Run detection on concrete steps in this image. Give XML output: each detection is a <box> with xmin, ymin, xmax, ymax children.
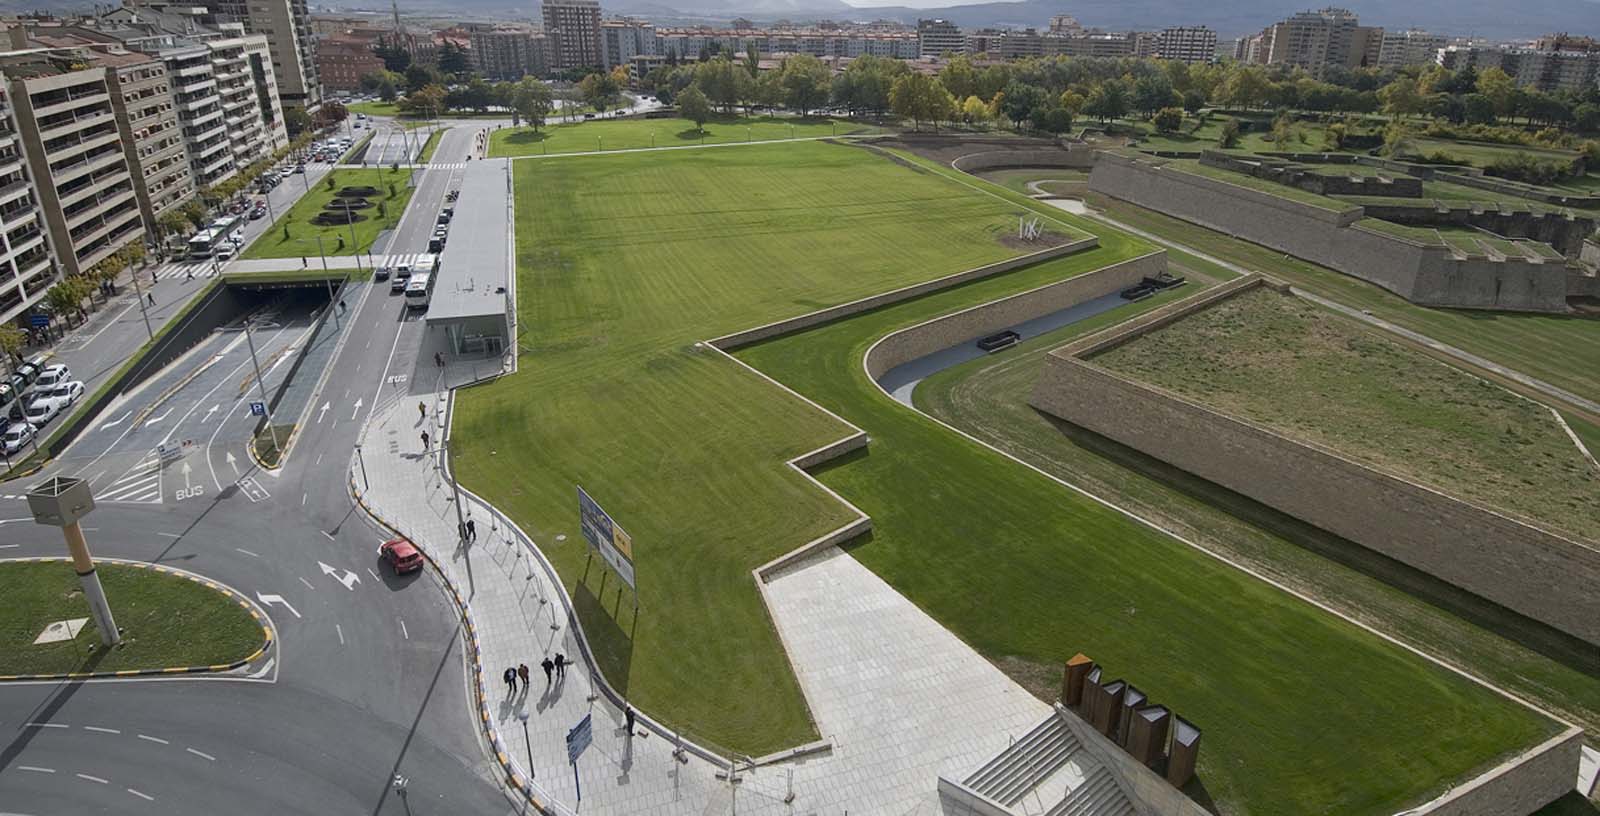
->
<box><xmin>1046</xmin><ymin>766</ymin><xmax>1136</xmax><ymax>816</ymax></box>
<box><xmin>964</xmin><ymin>714</ymin><xmax>1082</xmax><ymax>806</ymax></box>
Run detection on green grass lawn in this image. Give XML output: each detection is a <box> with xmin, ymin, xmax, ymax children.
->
<box><xmin>1093</xmin><ymin>286</ymin><xmax>1600</xmax><ymax>543</ymax></box>
<box><xmin>348</xmin><ymin>101</ymin><xmax>400</xmax><ymax>117</ymax></box>
<box><xmin>1406</xmin><ymin>137</ymin><xmax>1578</xmax><ymax>169</ymax></box>
<box><xmin>1166</xmin><ymin>158</ymin><xmax>1356</xmax><ymax>211</ymax></box>
<box><xmin>451</xmin><ymin>140</ymin><xmax>1046</xmax><ymax>755</ymax></box>
<box><xmin>418</xmin><ymin>129</ymin><xmax>443</xmax><ymax>163</ymax></box>
<box><xmin>1084</xmin><ymin>191</ymin><xmax>1600</xmax><ymax>408</ymax></box>
<box><xmin>242</xmin><ymin>168</ymin><xmax>415</xmax><ymax>259</ymax></box>
<box><xmin>1358</xmin><ymin>217</ymin><xmax>1445</xmax><ymax>244</ymax></box>
<box><xmin>0</xmin><ymin>561</ymin><xmax>263</xmax><ymax>675</ymax></box>
<box><xmin>734</xmin><ymin>239</ymin><xmax>1555</xmax><ymax>816</ymax></box>
<box><xmin>973</xmin><ymin>168</ymin><xmax>1089</xmax><ymax>196</ymax></box>
<box><xmin>486</xmin><ymin>114</ymin><xmax>878</xmax><ymax>158</ymax></box>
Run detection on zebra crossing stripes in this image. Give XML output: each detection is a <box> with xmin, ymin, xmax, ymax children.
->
<box><xmin>428</xmin><ymin>162</ymin><xmax>468</xmax><ymax>169</ymax></box>
<box><xmin>97</xmin><ymin>452</ymin><xmax>163</xmax><ymax>504</ymax></box>
<box><xmin>152</xmin><ymin>261</ymin><xmax>222</xmax><ymax>281</ymax></box>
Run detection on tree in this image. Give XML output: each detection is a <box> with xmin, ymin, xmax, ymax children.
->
<box><xmin>693</xmin><ymin>59</ymin><xmax>739</xmax><ymax>112</ymax></box>
<box><xmin>960</xmin><ymin>95</ymin><xmax>991</xmax><ymax>127</ymax></box>
<box><xmin>999</xmin><ymin>81</ymin><xmax>1045</xmax><ymax>129</ymax></box>
<box><xmin>1132</xmin><ymin>74</ymin><xmax>1177</xmax><ymax>118</ymax></box>
<box><xmin>283</xmin><ymin>107</ymin><xmax>311</xmax><ymax>138</ymax></box>
<box><xmin>940</xmin><ymin>54</ymin><xmax>978</xmax><ymax>101</ymax></box>
<box><xmin>404</xmin><ymin>63</ymin><xmax>442</xmax><ymax>94</ymax></box>
<box><xmin>158</xmin><ymin>210</ymin><xmax>190</xmax><ymax>241</ymax></box>
<box><xmin>1377</xmin><ymin>76</ymin><xmax>1422</xmax><ymax>121</ymax></box>
<box><xmin>1574</xmin><ymin>102</ymin><xmax>1600</xmax><ymax>133</ymax></box>
<box><xmin>1082</xmin><ymin>80</ymin><xmax>1129</xmax><ymax>123</ymax></box>
<box><xmin>1476</xmin><ymin>67</ymin><xmax>1516</xmax><ymax>120</ymax></box>
<box><xmin>1462</xmin><ymin>92</ymin><xmax>1496</xmax><ymax>125</ymax></box>
<box><xmin>677</xmin><ymin>85</ymin><xmax>712</xmax><ymax>133</ymax></box>
<box><xmin>1032</xmin><ymin>106</ymin><xmax>1073</xmax><ymax>135</ymax></box>
<box><xmin>743</xmin><ymin>44</ymin><xmax>760</xmax><ymax>78</ymax></box>
<box><xmin>315</xmin><ymin>100</ymin><xmax>348</xmax><ymax>128</ymax></box>
<box><xmin>1152</xmin><ymin>106</ymin><xmax>1183</xmax><ymax>133</ymax></box>
<box><xmin>779</xmin><ymin>55</ymin><xmax>831</xmax><ymax>116</ymax></box>
<box><xmin>461</xmin><ymin>77</ymin><xmax>494</xmax><ymax>113</ymax></box>
<box><xmin>833</xmin><ymin>54</ymin><xmax>904</xmax><ymax>118</ymax></box>
<box><xmin>512</xmin><ymin>77</ymin><xmax>553</xmax><ymax>131</ymax></box>
<box><xmin>0</xmin><ymin>325</ymin><xmax>24</xmax><ymax>371</ymax></box>
<box><xmin>1219</xmin><ymin>65</ymin><xmax>1269</xmax><ymax>109</ymax></box>
<box><xmin>1323</xmin><ymin>122</ymin><xmax>1347</xmax><ymax>150</ymax></box>
<box><xmin>578</xmin><ymin>71</ymin><xmax>622</xmax><ymax>114</ymax></box>
<box><xmin>400</xmin><ymin>84</ymin><xmax>446</xmax><ymax>118</ymax></box>
<box><xmin>889</xmin><ymin>73</ymin><xmax>954</xmax><ymax>131</ymax></box>
<box><xmin>436</xmin><ymin>42</ymin><xmax>471</xmax><ymax>77</ymax></box>
<box><xmin>181</xmin><ymin>199</ymin><xmax>208</xmax><ymax>231</ymax></box>
<box><xmin>373</xmin><ymin>37</ymin><xmax>411</xmax><ymax>73</ymax></box>
<box><xmin>1218</xmin><ymin>118</ymin><xmax>1241</xmax><ymax>148</ymax></box>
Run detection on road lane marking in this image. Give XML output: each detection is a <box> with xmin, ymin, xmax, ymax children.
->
<box><xmin>320</xmin><ymin>530</ymin><xmax>335</xmax><ymax>541</ymax></box>
<box><xmin>366</xmin><ymin>567</ymin><xmax>380</xmax><ymax>581</ymax></box>
<box><xmin>137</xmin><ymin>734</ymin><xmax>169</xmax><ymax>744</ymax></box>
<box><xmin>99</xmin><ymin>411</ymin><xmax>131</xmax><ymax>430</ymax></box>
<box><xmin>246</xmin><ymin>657</ymin><xmax>275</xmax><ymax>679</ymax></box>
<box><xmin>302</xmin><ymin>493</ymin><xmax>307</xmax><ymax>506</ymax></box>
<box><xmin>235</xmin><ymin>548</ymin><xmax>260</xmax><ymax>558</ymax></box>
<box><xmin>335</xmin><ymin>624</ymin><xmax>345</xmax><ymax>645</ymax></box>
<box><xmin>144</xmin><ymin>407</ymin><xmax>173</xmax><ymax>425</ymax></box>
<box><xmin>19</xmin><ymin>766</ymin><xmax>55</xmax><ymax>773</ymax></box>
<box><xmin>400</xmin><ymin>620</ymin><xmax>409</xmax><ymax>640</ymax></box>
<box><xmin>298</xmin><ymin>576</ymin><xmax>314</xmax><ymax>590</ymax></box>
<box><xmin>186</xmin><ymin>747</ymin><xmax>215</xmax><ymax>761</ymax></box>
<box><xmin>76</xmin><ymin>773</ymin><xmax>109</xmax><ymax>784</ymax></box>
<box><xmin>24</xmin><ymin>722</ymin><xmax>67</xmax><ymax>728</ymax></box>
<box><xmin>128</xmin><ymin>788</ymin><xmax>154</xmax><ymax>801</ymax></box>
<box><xmin>315</xmin><ymin>452</ymin><xmax>323</xmax><ymax>466</ymax></box>
<box><xmin>256</xmin><ymin>593</ymin><xmax>301</xmax><ymax>618</ymax></box>
<box><xmin>157</xmin><ymin>532</ymin><xmax>182</xmax><ymax>539</ymax></box>
<box><xmin>0</xmin><ymin>544</ymin><xmax>18</xmax><ymax>549</ymax></box>
<box><xmin>83</xmin><ymin>726</ymin><xmax>120</xmax><ymax>734</ymax></box>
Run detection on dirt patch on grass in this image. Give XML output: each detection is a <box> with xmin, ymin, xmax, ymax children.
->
<box><xmin>1093</xmin><ymin>287</ymin><xmax>1600</xmax><ymax>544</ymax></box>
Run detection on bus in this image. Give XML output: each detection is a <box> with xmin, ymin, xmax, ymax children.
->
<box><xmin>412</xmin><ymin>253</ymin><xmax>437</xmax><ymax>278</ymax></box>
<box><xmin>187</xmin><ymin>215</ymin><xmax>245</xmax><ymax>260</ymax></box>
<box><xmin>403</xmin><ymin>272</ymin><xmax>434</xmax><ymax>310</ymax></box>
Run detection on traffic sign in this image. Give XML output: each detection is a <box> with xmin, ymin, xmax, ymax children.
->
<box><xmin>29</xmin><ymin>314</ymin><xmax>49</xmax><ymax>327</ymax></box>
<box><xmin>566</xmin><ymin>713</ymin><xmax>592</xmax><ymax>764</ymax></box>
<box><xmin>249</xmin><ymin>401</ymin><xmax>267</xmax><ymax>416</ymax></box>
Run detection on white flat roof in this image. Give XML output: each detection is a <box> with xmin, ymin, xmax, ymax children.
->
<box><xmin>426</xmin><ymin>159</ymin><xmax>512</xmax><ymax>324</ymax></box>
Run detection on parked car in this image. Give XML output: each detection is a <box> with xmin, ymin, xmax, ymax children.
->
<box><xmin>446</xmin><ymin>190</ymin><xmax>459</xmax><ymax>201</ymax></box>
<box><xmin>373</xmin><ymin>265</ymin><xmax>390</xmax><ymax>281</ymax></box>
<box><xmin>427</xmin><ymin>238</ymin><xmax>444</xmax><ymax>253</ymax></box>
<box><xmin>379</xmin><ymin>538</ymin><xmax>423</xmax><ymax>574</ymax></box>
<box><xmin>214</xmin><ymin>244</ymin><xmax>235</xmax><ymax>262</ymax></box>
<box><xmin>292</xmin><ymin>164</ymin><xmax>305</xmax><ymax>174</ymax></box>
<box><xmin>35</xmin><ymin>380</ymin><xmax>83</xmax><ymax>410</ymax></box>
<box><xmin>2</xmin><ymin>421</ymin><xmax>36</xmax><ymax>455</ymax></box>
<box><xmin>23</xmin><ymin>397</ymin><xmax>61</xmax><ymax>427</ymax></box>
<box><xmin>32</xmin><ymin>363</ymin><xmax>70</xmax><ymax>391</ymax></box>
<box><xmin>436</xmin><ymin>212</ymin><xmax>450</xmax><ymax>225</ymax></box>
<box><xmin>250</xmin><ymin>205</ymin><xmax>267</xmax><ymax>220</ymax></box>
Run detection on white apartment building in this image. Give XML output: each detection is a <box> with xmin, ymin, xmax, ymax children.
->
<box><xmin>0</xmin><ymin>81</ymin><xmax>54</xmax><ymax>326</ymax></box>
<box><xmin>1439</xmin><ymin>44</ymin><xmax>1600</xmax><ymax>93</ymax></box>
<box><xmin>601</xmin><ymin>19</ymin><xmax>656</xmax><ymax>69</ymax></box>
<box><xmin>1157</xmin><ymin>26</ymin><xmax>1218</xmax><ymax>64</ymax></box>
<box><xmin>917</xmin><ymin>19</ymin><xmax>965</xmax><ymax>58</ymax></box>
<box><xmin>1378</xmin><ymin>29</ymin><xmax>1447</xmax><ymax>69</ymax></box>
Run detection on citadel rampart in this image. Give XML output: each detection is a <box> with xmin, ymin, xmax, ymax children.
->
<box><xmin>1087</xmin><ymin>151</ymin><xmax>1574</xmax><ymax>312</ymax></box>
<box><xmin>1028</xmin><ymin>276</ymin><xmax>1600</xmax><ymax>647</ymax></box>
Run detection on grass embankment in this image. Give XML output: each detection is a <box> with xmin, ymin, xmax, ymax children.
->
<box><xmin>347</xmin><ymin>101</ymin><xmax>400</xmax><ymax>117</ymax></box>
<box><xmin>735</xmin><ymin>241</ymin><xmax>1555</xmax><ymax>814</ymax></box>
<box><xmin>418</xmin><ymin>129</ymin><xmax>444</xmax><ymax>163</ymax></box>
<box><xmin>1094</xmin><ymin>286</ymin><xmax>1600</xmax><ymax>543</ymax></box>
<box><xmin>487</xmin><ymin>114</ymin><xmax>878</xmax><ymax>158</ymax></box>
<box><xmin>452</xmin><ymin>141</ymin><xmax>1043</xmax><ymax>755</ymax></box>
<box><xmin>1083</xmin><ymin>191</ymin><xmax>1600</xmax><ymax>408</ymax></box>
<box><xmin>242</xmin><ymin>168</ymin><xmax>414</xmax><ymax>260</ymax></box>
<box><xmin>974</xmin><ymin>168</ymin><xmax>1089</xmax><ymax>196</ymax></box>
<box><xmin>1405</xmin><ymin>137</ymin><xmax>1579</xmax><ymax>169</ymax></box>
<box><xmin>0</xmin><ymin>561</ymin><xmax>262</xmax><ymax>675</ymax></box>
<box><xmin>1165</xmin><ymin>157</ymin><xmax>1357</xmax><ymax>210</ymax></box>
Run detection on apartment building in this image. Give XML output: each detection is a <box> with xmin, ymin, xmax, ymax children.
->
<box><xmin>917</xmin><ymin>19</ymin><xmax>964</xmax><ymax>58</ymax></box>
<box><xmin>211</xmin><ymin>35</ymin><xmax>286</xmax><ymax>172</ymax></box>
<box><xmin>96</xmin><ymin>48</ymin><xmax>191</xmax><ymax>243</ymax></box>
<box><xmin>542</xmin><ymin>0</ymin><xmax>602</xmax><ymax>72</ymax></box>
<box><xmin>1</xmin><ymin>53</ymin><xmax>144</xmax><ymax>280</ymax></box>
<box><xmin>317</xmin><ymin>34</ymin><xmax>385</xmax><ymax>92</ymax></box>
<box><xmin>470</xmin><ymin>24</ymin><xmax>547</xmax><ymax>80</ymax></box>
<box><xmin>130</xmin><ymin>0</ymin><xmax>320</xmax><ymax>113</ymax></box>
<box><xmin>1377</xmin><ymin>29</ymin><xmax>1447</xmax><ymax>69</ymax></box>
<box><xmin>0</xmin><ymin>82</ymin><xmax>55</xmax><ymax>326</ymax></box>
<box><xmin>600</xmin><ymin>19</ymin><xmax>655</xmax><ymax>70</ymax></box>
<box><xmin>1246</xmin><ymin>7</ymin><xmax>1382</xmax><ymax>76</ymax></box>
<box><xmin>1439</xmin><ymin>44</ymin><xmax>1600</xmax><ymax>93</ymax></box>
<box><xmin>1156</xmin><ymin>26</ymin><xmax>1218</xmax><ymax>64</ymax></box>
<box><xmin>653</xmin><ymin>27</ymin><xmax>919</xmax><ymax>61</ymax></box>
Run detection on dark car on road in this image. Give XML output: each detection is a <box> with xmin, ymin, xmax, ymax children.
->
<box><xmin>380</xmin><ymin>538</ymin><xmax>424</xmax><ymax>574</ymax></box>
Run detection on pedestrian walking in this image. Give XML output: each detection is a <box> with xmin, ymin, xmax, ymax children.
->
<box><xmin>466</xmin><ymin>518</ymin><xmax>476</xmax><ymax>542</ymax></box>
<box><xmin>434</xmin><ymin>351</ymin><xmax>444</xmax><ymax>368</ymax></box>
<box><xmin>503</xmin><ymin>667</ymin><xmax>517</xmax><ymax>695</ymax></box>
<box><xmin>625</xmin><ymin>706</ymin><xmax>635</xmax><ymax>736</ymax></box>
<box><xmin>518</xmin><ymin>663</ymin><xmax>530</xmax><ymax>691</ymax></box>
<box><xmin>339</xmin><ymin>299</ymin><xmax>347</xmax><ymax>314</ymax></box>
<box><xmin>541</xmin><ymin>657</ymin><xmax>554</xmax><ymax>686</ymax></box>
<box><xmin>186</xmin><ymin>268</ymin><xmax>193</xmax><ymax>280</ymax></box>
<box><xmin>146</xmin><ymin>292</ymin><xmax>155</xmax><ymax>306</ymax></box>
<box><xmin>301</xmin><ymin>256</ymin><xmax>308</xmax><ymax>268</ymax></box>
<box><xmin>418</xmin><ymin>401</ymin><xmax>427</xmax><ymax>421</ymax></box>
<box><xmin>554</xmin><ymin>653</ymin><xmax>567</xmax><ymax>679</ymax></box>
<box><xmin>421</xmin><ymin>430</ymin><xmax>430</xmax><ymax>450</ymax></box>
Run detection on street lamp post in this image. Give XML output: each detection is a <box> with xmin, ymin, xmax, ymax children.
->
<box><xmin>439</xmin><ymin>438</ymin><xmax>467</xmax><ymax>542</ymax></box>
<box><xmin>126</xmin><ymin>266</ymin><xmax>154</xmax><ymax>341</ymax></box>
<box><xmin>518</xmin><ymin>711</ymin><xmax>534</xmax><ymax>783</ymax></box>
<box><xmin>314</xmin><ymin>235</ymin><xmax>340</xmax><ymax>331</ymax></box>
<box><xmin>27</xmin><ymin>477</ymin><xmax>119</xmax><ymax>646</ymax></box>
<box><xmin>354</xmin><ymin>443</ymin><xmax>369</xmax><ymax>492</ymax></box>
<box><xmin>242</xmin><ymin>318</ymin><xmax>282</xmax><ymax>457</ymax></box>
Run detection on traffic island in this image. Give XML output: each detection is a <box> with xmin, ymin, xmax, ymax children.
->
<box><xmin>0</xmin><ymin>558</ymin><xmax>272</xmax><ymax>680</ymax></box>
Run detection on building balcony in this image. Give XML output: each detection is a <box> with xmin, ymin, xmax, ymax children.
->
<box><xmin>198</xmin><ymin>151</ymin><xmax>233</xmax><ymax>177</ymax></box>
<box><xmin>193</xmin><ymin>135</ymin><xmax>230</xmax><ymax>160</ymax></box>
<box><xmin>7</xmin><ymin>228</ymin><xmax>45</xmax><ymax>256</ymax></box>
<box><xmin>36</xmin><ymin>109</ymin><xmax>116</xmax><ymax>145</ymax></box>
<box><xmin>31</xmin><ymin>90</ymin><xmax>110</xmax><ymax>120</ymax></box>
<box><xmin>177</xmin><ymin>90</ymin><xmax>221</xmax><ymax>112</ymax></box>
<box><xmin>66</xmin><ymin>188</ymin><xmax>136</xmax><ymax>232</ymax></box>
<box><xmin>184</xmin><ymin>106</ymin><xmax>225</xmax><ymax>129</ymax></box>
<box><xmin>70</xmin><ymin>204</ymin><xmax>141</xmax><ymax>253</ymax></box>
<box><xmin>50</xmin><ymin>143</ymin><xmax>124</xmax><ymax>182</ymax></box>
<box><xmin>43</xmin><ymin>127</ymin><xmax>120</xmax><ymax>162</ymax></box>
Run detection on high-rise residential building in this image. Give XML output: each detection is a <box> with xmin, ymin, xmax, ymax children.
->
<box><xmin>0</xmin><ymin>82</ymin><xmax>56</xmax><ymax>326</ymax></box>
<box><xmin>916</xmin><ymin>18</ymin><xmax>964</xmax><ymax>58</ymax></box>
<box><xmin>1044</xmin><ymin>31</ymin><xmax>1135</xmax><ymax>59</ymax></box>
<box><xmin>96</xmin><ymin>48</ymin><xmax>192</xmax><ymax>242</ymax></box>
<box><xmin>1439</xmin><ymin>44</ymin><xmax>1600</xmax><ymax>93</ymax></box>
<box><xmin>129</xmin><ymin>0</ymin><xmax>320</xmax><ymax>113</ymax></box>
<box><xmin>1157</xmin><ymin>26</ymin><xmax>1218</xmax><ymax>64</ymax></box>
<box><xmin>542</xmin><ymin>0</ymin><xmax>602</xmax><ymax>72</ymax></box>
<box><xmin>1377</xmin><ymin>29</ymin><xmax>1447</xmax><ymax>68</ymax></box>
<box><xmin>1047</xmin><ymin>16</ymin><xmax>1083</xmax><ymax>35</ymax></box>
<box><xmin>471</xmin><ymin>24</ymin><xmax>548</xmax><ymax>80</ymax></box>
<box><xmin>0</xmin><ymin>52</ymin><xmax>144</xmax><ymax>280</ymax></box>
<box><xmin>317</xmin><ymin>34</ymin><xmax>385</xmax><ymax>91</ymax></box>
<box><xmin>1247</xmin><ymin>7</ymin><xmax>1382</xmax><ymax>76</ymax></box>
<box><xmin>600</xmin><ymin>18</ymin><xmax>655</xmax><ymax>70</ymax></box>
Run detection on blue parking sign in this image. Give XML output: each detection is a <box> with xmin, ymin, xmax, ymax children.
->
<box><xmin>249</xmin><ymin>401</ymin><xmax>267</xmax><ymax>416</ymax></box>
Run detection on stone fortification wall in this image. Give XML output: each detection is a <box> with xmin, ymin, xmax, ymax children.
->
<box><xmin>952</xmin><ymin>145</ymin><xmax>1097</xmax><ymax>173</ymax></box>
<box><xmin>864</xmin><ymin>251</ymin><xmax>1166</xmax><ymax>380</ymax></box>
<box><xmin>1358</xmin><ymin>204</ymin><xmax>1595</xmax><ymax>257</ymax></box>
<box><xmin>1201</xmin><ymin>150</ymin><xmax>1422</xmax><ymax>197</ymax></box>
<box><xmin>1089</xmin><ymin>152</ymin><xmax>1572</xmax><ymax>312</ymax></box>
<box><xmin>1405</xmin><ymin>728</ymin><xmax>1584</xmax><ymax>816</ymax></box>
<box><xmin>1028</xmin><ymin>276</ymin><xmax>1600</xmax><ymax>646</ymax></box>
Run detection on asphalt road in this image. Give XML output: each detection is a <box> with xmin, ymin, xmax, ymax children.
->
<box><xmin>0</xmin><ymin>126</ymin><xmax>514</xmax><ymax>816</ymax></box>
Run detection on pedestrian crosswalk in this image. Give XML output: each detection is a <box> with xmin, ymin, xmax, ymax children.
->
<box><xmin>427</xmin><ymin>162</ymin><xmax>468</xmax><ymax>169</ymax></box>
<box><xmin>373</xmin><ymin>252</ymin><xmax>427</xmax><ymax>269</ymax></box>
<box><xmin>97</xmin><ymin>451</ymin><xmax>163</xmax><ymax>503</ymax></box>
<box><xmin>152</xmin><ymin>260</ymin><xmax>224</xmax><ymax>280</ymax></box>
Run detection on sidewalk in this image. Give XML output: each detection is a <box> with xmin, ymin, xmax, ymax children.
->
<box><xmin>356</xmin><ymin>388</ymin><xmax>1063</xmax><ymax>815</ymax></box>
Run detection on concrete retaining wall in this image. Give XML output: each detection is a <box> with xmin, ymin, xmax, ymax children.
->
<box><xmin>1028</xmin><ymin>277</ymin><xmax>1600</xmax><ymax>646</ymax></box>
<box><xmin>1405</xmin><ymin>728</ymin><xmax>1584</xmax><ymax>816</ymax></box>
<box><xmin>1089</xmin><ymin>152</ymin><xmax>1573</xmax><ymax>312</ymax></box>
<box><xmin>709</xmin><ymin>237</ymin><xmax>1097</xmax><ymax>350</ymax></box>
<box><xmin>952</xmin><ymin>146</ymin><xmax>1097</xmax><ymax>173</ymax></box>
<box><xmin>1054</xmin><ymin>704</ymin><xmax>1208</xmax><ymax>816</ymax></box>
<box><xmin>865</xmin><ymin>251</ymin><xmax>1166</xmax><ymax>381</ymax></box>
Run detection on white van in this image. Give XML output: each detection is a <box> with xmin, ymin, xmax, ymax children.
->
<box><xmin>390</xmin><ymin>262</ymin><xmax>412</xmax><ymax>293</ymax></box>
<box><xmin>404</xmin><ymin>272</ymin><xmax>434</xmax><ymax>310</ymax></box>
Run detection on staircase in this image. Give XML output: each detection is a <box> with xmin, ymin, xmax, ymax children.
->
<box><xmin>1046</xmin><ymin>767</ymin><xmax>1136</xmax><ymax>816</ymax></box>
<box><xmin>963</xmin><ymin>714</ymin><xmax>1083</xmax><ymax>806</ymax></box>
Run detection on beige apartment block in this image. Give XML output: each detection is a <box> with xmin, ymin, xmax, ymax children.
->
<box><xmin>96</xmin><ymin>48</ymin><xmax>193</xmax><ymax>238</ymax></box>
<box><xmin>0</xmin><ymin>82</ymin><xmax>55</xmax><ymax>324</ymax></box>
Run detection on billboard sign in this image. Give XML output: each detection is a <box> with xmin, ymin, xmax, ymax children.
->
<box><xmin>577</xmin><ymin>485</ymin><xmax>635</xmax><ymax>588</ymax></box>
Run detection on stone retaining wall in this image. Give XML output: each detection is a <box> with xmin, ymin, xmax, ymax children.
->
<box><xmin>709</xmin><ymin>237</ymin><xmax>1098</xmax><ymax>350</ymax></box>
<box><xmin>864</xmin><ymin>251</ymin><xmax>1166</xmax><ymax>381</ymax></box>
<box><xmin>1088</xmin><ymin>151</ymin><xmax>1572</xmax><ymax>312</ymax></box>
<box><xmin>1405</xmin><ymin>728</ymin><xmax>1584</xmax><ymax>816</ymax></box>
<box><xmin>951</xmin><ymin>146</ymin><xmax>1098</xmax><ymax>173</ymax></box>
<box><xmin>1028</xmin><ymin>276</ymin><xmax>1600</xmax><ymax>646</ymax></box>
<box><xmin>1054</xmin><ymin>704</ymin><xmax>1209</xmax><ymax>816</ymax></box>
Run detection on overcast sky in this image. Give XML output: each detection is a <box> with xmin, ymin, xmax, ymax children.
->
<box><xmin>842</xmin><ymin>0</ymin><xmax>976</xmax><ymax>7</ymax></box>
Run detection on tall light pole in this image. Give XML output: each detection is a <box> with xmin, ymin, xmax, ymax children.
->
<box><xmin>439</xmin><ymin>438</ymin><xmax>466</xmax><ymax>541</ymax></box>
<box><xmin>518</xmin><ymin>711</ymin><xmax>534</xmax><ymax>783</ymax></box>
<box><xmin>354</xmin><ymin>443</ymin><xmax>369</xmax><ymax>492</ymax></box>
<box><xmin>126</xmin><ymin>266</ymin><xmax>154</xmax><ymax>341</ymax></box>
<box><xmin>314</xmin><ymin>236</ymin><xmax>341</xmax><ymax>331</ymax></box>
<box><xmin>27</xmin><ymin>477</ymin><xmax>119</xmax><ymax>646</ymax></box>
<box><xmin>242</xmin><ymin>318</ymin><xmax>282</xmax><ymax>457</ymax></box>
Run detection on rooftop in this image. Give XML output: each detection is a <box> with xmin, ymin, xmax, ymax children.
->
<box><xmin>427</xmin><ymin>159</ymin><xmax>510</xmax><ymax>325</ymax></box>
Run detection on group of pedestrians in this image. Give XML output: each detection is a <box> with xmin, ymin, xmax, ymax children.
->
<box><xmin>503</xmin><ymin>653</ymin><xmax>568</xmax><ymax>696</ymax></box>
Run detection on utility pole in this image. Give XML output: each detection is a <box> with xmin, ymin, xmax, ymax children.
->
<box><xmin>27</xmin><ymin>477</ymin><xmax>119</xmax><ymax>646</ymax></box>
<box><xmin>242</xmin><ymin>318</ymin><xmax>282</xmax><ymax>457</ymax></box>
<box><xmin>126</xmin><ymin>267</ymin><xmax>154</xmax><ymax>341</ymax></box>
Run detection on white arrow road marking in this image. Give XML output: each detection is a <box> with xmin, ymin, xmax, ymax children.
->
<box><xmin>317</xmin><ymin>401</ymin><xmax>330</xmax><ymax>423</ymax></box>
<box><xmin>99</xmin><ymin>411</ymin><xmax>131</xmax><ymax>430</ymax></box>
<box><xmin>255</xmin><ymin>592</ymin><xmax>301</xmax><ymax>619</ymax></box>
<box><xmin>204</xmin><ymin>404</ymin><xmax>219</xmax><ymax>422</ymax></box>
<box><xmin>350</xmin><ymin>398</ymin><xmax>363</xmax><ymax>420</ymax></box>
<box><xmin>318</xmin><ymin>561</ymin><xmax>361</xmax><ymax>591</ymax></box>
<box><xmin>144</xmin><ymin>407</ymin><xmax>173</xmax><ymax>425</ymax></box>
<box><xmin>225</xmin><ymin>450</ymin><xmax>239</xmax><ymax>476</ymax></box>
<box><xmin>180</xmin><ymin>461</ymin><xmax>192</xmax><ymax>489</ymax></box>
<box><xmin>246</xmin><ymin>657</ymin><xmax>275</xmax><ymax>679</ymax></box>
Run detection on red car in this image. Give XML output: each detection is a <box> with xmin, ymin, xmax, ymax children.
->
<box><xmin>379</xmin><ymin>538</ymin><xmax>424</xmax><ymax>574</ymax></box>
